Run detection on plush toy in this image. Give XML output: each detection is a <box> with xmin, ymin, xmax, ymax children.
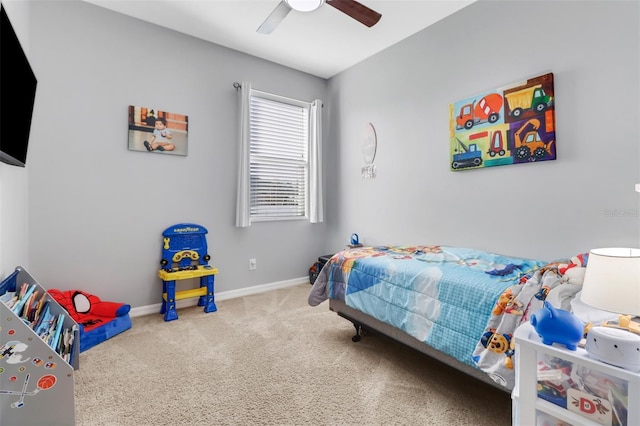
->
<box><xmin>561</xmin><ymin>267</ymin><xmax>586</xmax><ymax>285</ymax></box>
<box><xmin>557</xmin><ymin>253</ymin><xmax>589</xmax><ymax>285</ymax></box>
<box><xmin>48</xmin><ymin>289</ymin><xmax>132</xmax><ymax>352</ymax></box>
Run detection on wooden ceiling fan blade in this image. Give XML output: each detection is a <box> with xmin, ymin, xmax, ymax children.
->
<box><xmin>326</xmin><ymin>0</ymin><xmax>381</xmax><ymax>27</ymax></box>
<box><xmin>257</xmin><ymin>1</ymin><xmax>292</xmax><ymax>34</ymax></box>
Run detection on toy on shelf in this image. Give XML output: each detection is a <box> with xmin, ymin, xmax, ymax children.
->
<box><xmin>158</xmin><ymin>223</ymin><xmax>218</xmax><ymax>321</ymax></box>
<box><xmin>530</xmin><ymin>301</ymin><xmax>584</xmax><ymax>350</ymax></box>
<box><xmin>48</xmin><ymin>289</ymin><xmax>131</xmax><ymax>352</ymax></box>
<box><xmin>585</xmin><ymin>326</ymin><xmax>640</xmax><ymax>372</ymax></box>
<box><xmin>601</xmin><ymin>314</ymin><xmax>640</xmax><ymax>335</ymax></box>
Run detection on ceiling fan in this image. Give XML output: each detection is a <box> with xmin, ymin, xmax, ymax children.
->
<box><xmin>257</xmin><ymin>0</ymin><xmax>382</xmax><ymax>34</ymax></box>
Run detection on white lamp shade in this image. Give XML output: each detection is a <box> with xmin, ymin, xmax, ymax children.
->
<box><xmin>581</xmin><ymin>248</ymin><xmax>640</xmax><ymax>316</ymax></box>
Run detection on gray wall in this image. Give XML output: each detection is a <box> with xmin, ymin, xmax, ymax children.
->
<box><xmin>324</xmin><ymin>0</ymin><xmax>640</xmax><ymax>261</ymax></box>
<box><xmin>22</xmin><ymin>0</ymin><xmax>327</xmax><ymax>307</ymax></box>
<box><xmin>2</xmin><ymin>0</ymin><xmax>638</xmax><ymax>309</ymax></box>
<box><xmin>0</xmin><ymin>1</ymin><xmax>30</xmax><ymax>276</ymax></box>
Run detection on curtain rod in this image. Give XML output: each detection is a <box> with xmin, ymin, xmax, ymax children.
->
<box><xmin>232</xmin><ymin>82</ymin><xmax>322</xmax><ymax>107</ymax></box>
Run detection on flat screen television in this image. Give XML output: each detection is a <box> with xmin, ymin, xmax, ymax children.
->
<box><xmin>1</xmin><ymin>3</ymin><xmax>38</xmax><ymax>167</ymax></box>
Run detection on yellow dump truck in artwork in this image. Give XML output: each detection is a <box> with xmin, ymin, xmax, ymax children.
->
<box><xmin>504</xmin><ymin>84</ymin><xmax>553</xmax><ymax>118</ymax></box>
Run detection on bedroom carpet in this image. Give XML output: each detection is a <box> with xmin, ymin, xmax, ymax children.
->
<box><xmin>74</xmin><ymin>284</ymin><xmax>512</xmax><ymax>425</ymax></box>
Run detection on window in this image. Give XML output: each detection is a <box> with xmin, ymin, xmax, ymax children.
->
<box><xmin>249</xmin><ymin>91</ymin><xmax>310</xmax><ymax>221</ymax></box>
<box><xmin>235</xmin><ymin>82</ymin><xmax>322</xmax><ymax>227</ymax></box>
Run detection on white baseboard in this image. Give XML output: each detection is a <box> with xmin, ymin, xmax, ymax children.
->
<box><xmin>129</xmin><ymin>276</ymin><xmax>310</xmax><ymax>318</ymax></box>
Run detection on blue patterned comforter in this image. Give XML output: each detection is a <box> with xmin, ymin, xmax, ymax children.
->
<box><xmin>308</xmin><ymin>245</ymin><xmax>547</xmax><ymax>368</ymax></box>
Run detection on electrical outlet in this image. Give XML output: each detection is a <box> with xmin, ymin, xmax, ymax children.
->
<box><xmin>249</xmin><ymin>258</ymin><xmax>257</xmax><ymax>270</ymax></box>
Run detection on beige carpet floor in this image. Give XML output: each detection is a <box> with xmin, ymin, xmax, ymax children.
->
<box><xmin>74</xmin><ymin>284</ymin><xmax>512</xmax><ymax>425</ymax></box>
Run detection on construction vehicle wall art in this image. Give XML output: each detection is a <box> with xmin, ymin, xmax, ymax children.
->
<box><xmin>452</xmin><ymin>137</ymin><xmax>483</xmax><ymax>169</ymax></box>
<box><xmin>455</xmin><ymin>93</ymin><xmax>503</xmax><ymax>130</ymax></box>
<box><xmin>449</xmin><ymin>72</ymin><xmax>556</xmax><ymax>171</ymax></box>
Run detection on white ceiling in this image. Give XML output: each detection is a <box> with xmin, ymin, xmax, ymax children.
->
<box><xmin>82</xmin><ymin>0</ymin><xmax>475</xmax><ymax>79</ymax></box>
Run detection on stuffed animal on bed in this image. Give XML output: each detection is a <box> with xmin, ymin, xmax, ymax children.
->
<box><xmin>48</xmin><ymin>289</ymin><xmax>132</xmax><ymax>352</ymax></box>
<box><xmin>557</xmin><ymin>253</ymin><xmax>589</xmax><ymax>285</ymax></box>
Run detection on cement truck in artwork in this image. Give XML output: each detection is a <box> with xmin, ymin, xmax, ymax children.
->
<box><xmin>455</xmin><ymin>93</ymin><xmax>503</xmax><ymax>130</ymax></box>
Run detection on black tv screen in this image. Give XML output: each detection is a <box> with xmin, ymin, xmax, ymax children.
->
<box><xmin>1</xmin><ymin>4</ymin><xmax>38</xmax><ymax>167</ymax></box>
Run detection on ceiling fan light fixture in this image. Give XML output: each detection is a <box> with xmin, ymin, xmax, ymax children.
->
<box><xmin>285</xmin><ymin>0</ymin><xmax>325</xmax><ymax>12</ymax></box>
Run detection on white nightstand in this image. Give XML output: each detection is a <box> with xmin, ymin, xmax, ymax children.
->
<box><xmin>512</xmin><ymin>322</ymin><xmax>639</xmax><ymax>426</ymax></box>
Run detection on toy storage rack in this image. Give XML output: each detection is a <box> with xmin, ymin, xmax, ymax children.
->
<box><xmin>513</xmin><ymin>321</ymin><xmax>640</xmax><ymax>426</ymax></box>
<box><xmin>0</xmin><ymin>266</ymin><xmax>78</xmax><ymax>426</ymax></box>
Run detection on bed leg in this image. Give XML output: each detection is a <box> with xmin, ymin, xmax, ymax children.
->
<box><xmin>351</xmin><ymin>323</ymin><xmax>362</xmax><ymax>342</ymax></box>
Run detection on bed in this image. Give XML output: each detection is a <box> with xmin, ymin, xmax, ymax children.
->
<box><xmin>308</xmin><ymin>245</ymin><xmax>592</xmax><ymax>391</ymax></box>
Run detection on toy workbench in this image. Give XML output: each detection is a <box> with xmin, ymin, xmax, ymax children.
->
<box><xmin>158</xmin><ymin>223</ymin><xmax>218</xmax><ymax>321</ymax></box>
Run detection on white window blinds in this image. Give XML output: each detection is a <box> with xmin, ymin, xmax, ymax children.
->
<box><xmin>249</xmin><ymin>93</ymin><xmax>309</xmax><ymax>219</ymax></box>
